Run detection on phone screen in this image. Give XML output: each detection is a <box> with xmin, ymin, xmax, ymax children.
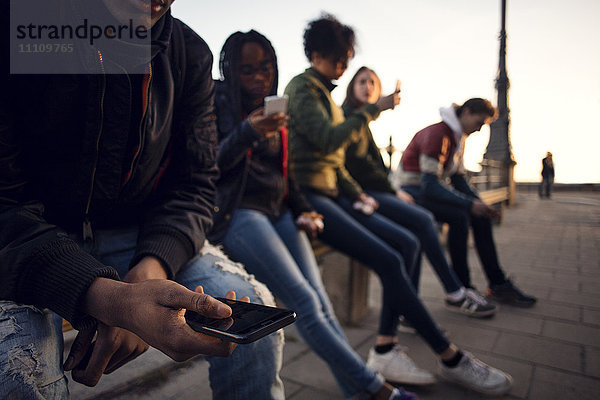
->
<box><xmin>264</xmin><ymin>95</ymin><xmax>288</xmax><ymax>116</ymax></box>
<box><xmin>185</xmin><ymin>298</ymin><xmax>295</xmax><ymax>343</ymax></box>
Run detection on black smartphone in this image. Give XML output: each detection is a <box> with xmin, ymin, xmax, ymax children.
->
<box><xmin>185</xmin><ymin>298</ymin><xmax>296</xmax><ymax>344</ymax></box>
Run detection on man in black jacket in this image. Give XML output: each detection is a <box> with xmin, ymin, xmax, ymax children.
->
<box><xmin>0</xmin><ymin>1</ymin><xmax>284</xmax><ymax>398</ymax></box>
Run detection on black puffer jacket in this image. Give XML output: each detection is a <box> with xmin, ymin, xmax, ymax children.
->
<box><xmin>0</xmin><ymin>11</ymin><xmax>218</xmax><ymax>329</ymax></box>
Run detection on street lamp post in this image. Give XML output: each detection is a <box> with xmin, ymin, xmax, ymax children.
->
<box><xmin>483</xmin><ymin>0</ymin><xmax>517</xmax><ymax>204</ymax></box>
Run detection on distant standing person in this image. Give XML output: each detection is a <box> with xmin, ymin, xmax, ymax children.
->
<box><xmin>539</xmin><ymin>152</ymin><xmax>555</xmax><ymax>198</ymax></box>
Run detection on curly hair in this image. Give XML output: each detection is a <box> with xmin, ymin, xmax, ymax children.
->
<box><xmin>303</xmin><ymin>13</ymin><xmax>355</xmax><ymax>63</ymax></box>
<box><xmin>219</xmin><ymin>30</ymin><xmax>279</xmax><ymax>122</ymax></box>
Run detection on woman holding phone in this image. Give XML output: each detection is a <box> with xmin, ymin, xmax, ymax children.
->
<box><xmin>285</xmin><ymin>14</ymin><xmax>512</xmax><ymax>397</ymax></box>
<box><xmin>342</xmin><ymin>67</ymin><xmax>497</xmax><ymax>320</ymax></box>
<box><xmin>209</xmin><ymin>30</ymin><xmax>417</xmax><ymax>400</ymax></box>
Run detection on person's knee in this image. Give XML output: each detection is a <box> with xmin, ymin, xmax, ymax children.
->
<box><xmin>198</xmin><ymin>243</ymin><xmax>276</xmax><ymax>306</ymax></box>
<box><xmin>0</xmin><ymin>303</ymin><xmax>67</xmax><ymax>399</ymax></box>
<box><xmin>376</xmin><ymin>253</ymin><xmax>414</xmax><ymax>288</ymax></box>
<box><xmin>406</xmin><ymin>233</ymin><xmax>420</xmax><ymax>258</ymax></box>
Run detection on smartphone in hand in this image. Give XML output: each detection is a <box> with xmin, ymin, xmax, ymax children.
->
<box><xmin>264</xmin><ymin>95</ymin><xmax>289</xmax><ymax>116</ymax></box>
<box><xmin>185</xmin><ymin>298</ymin><xmax>296</xmax><ymax>344</ymax></box>
<box><xmin>395</xmin><ymin>79</ymin><xmax>402</xmax><ymax>93</ymax></box>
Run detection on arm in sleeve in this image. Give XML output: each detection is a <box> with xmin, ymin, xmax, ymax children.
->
<box><xmin>420</xmin><ymin>173</ymin><xmax>474</xmax><ymax>209</ymax></box>
<box><xmin>286</xmin><ymin>166</ymin><xmax>313</xmax><ymax>217</ymax></box>
<box><xmin>416</xmin><ymin>130</ymin><xmax>473</xmax><ymax>209</ymax></box>
<box><xmin>336</xmin><ymin>166</ymin><xmax>364</xmax><ymax>201</ymax></box>
<box><xmin>345</xmin><ymin>134</ymin><xmax>395</xmax><ymax>194</ymax></box>
<box><xmin>132</xmin><ymin>24</ymin><xmax>219</xmax><ymax>278</ymax></box>
<box><xmin>286</xmin><ymin>79</ymin><xmax>380</xmax><ymax>155</ymax></box>
<box><xmin>214</xmin><ymin>94</ymin><xmax>260</xmax><ymax>173</ymax></box>
<box><xmin>0</xmin><ymin>75</ymin><xmax>118</xmax><ymax>330</ymax></box>
<box><xmin>450</xmin><ymin>173</ymin><xmax>479</xmax><ymax>199</ymax></box>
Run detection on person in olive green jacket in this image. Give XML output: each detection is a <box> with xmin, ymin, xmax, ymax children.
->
<box><xmin>284</xmin><ymin>14</ymin><xmax>513</xmax><ymax>398</ymax></box>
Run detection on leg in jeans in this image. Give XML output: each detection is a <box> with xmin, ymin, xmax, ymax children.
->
<box><xmin>404</xmin><ymin>186</ymin><xmax>507</xmax><ymax>289</ymax></box>
<box><xmin>411</xmin><ymin>196</ymin><xmax>472</xmax><ymax>288</ymax></box>
<box><xmin>90</xmin><ymin>228</ymin><xmax>285</xmax><ymax>400</ymax></box>
<box><xmin>450</xmin><ymin>185</ymin><xmax>508</xmax><ymax>287</ymax></box>
<box><xmin>370</xmin><ymin>191</ymin><xmax>463</xmax><ymax>294</ymax></box>
<box><xmin>0</xmin><ymin>303</ymin><xmax>67</xmax><ymax>399</ymax></box>
<box><xmin>222</xmin><ymin>209</ymin><xmax>383</xmax><ymax>399</ymax></box>
<box><xmin>470</xmin><ymin>216</ymin><xmax>507</xmax><ymax>286</ymax></box>
<box><xmin>271</xmin><ymin>211</ymin><xmax>346</xmax><ymax>340</ymax></box>
<box><xmin>305</xmin><ymin>192</ymin><xmax>450</xmax><ymax>355</ymax></box>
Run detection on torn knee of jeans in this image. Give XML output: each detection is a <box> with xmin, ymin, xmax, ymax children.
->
<box><xmin>202</xmin><ymin>242</ymin><xmax>276</xmax><ymax>306</ymax></box>
<box><xmin>0</xmin><ymin>315</ymin><xmax>20</xmax><ymax>342</ymax></box>
<box><xmin>0</xmin><ymin>302</ymin><xmax>44</xmax><ymax>317</ymax></box>
<box><xmin>4</xmin><ymin>345</ymin><xmax>42</xmax><ymax>386</ymax></box>
<box><xmin>0</xmin><ymin>303</ymin><xmax>44</xmax><ymax>342</ymax></box>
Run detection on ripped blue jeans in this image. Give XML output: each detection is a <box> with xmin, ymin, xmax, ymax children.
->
<box><xmin>0</xmin><ymin>227</ymin><xmax>285</xmax><ymax>400</ymax></box>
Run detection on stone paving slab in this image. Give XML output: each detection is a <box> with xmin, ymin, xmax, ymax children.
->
<box><xmin>528</xmin><ymin>366</ymin><xmax>600</xmax><ymax>400</ymax></box>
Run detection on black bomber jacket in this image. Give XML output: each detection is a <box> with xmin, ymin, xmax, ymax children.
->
<box><xmin>0</xmin><ymin>11</ymin><xmax>219</xmax><ymax>329</ymax></box>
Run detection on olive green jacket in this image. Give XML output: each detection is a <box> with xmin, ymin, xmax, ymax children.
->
<box><xmin>284</xmin><ymin>68</ymin><xmax>380</xmax><ymax>200</ymax></box>
<box><xmin>343</xmin><ymin>104</ymin><xmax>396</xmax><ymax>195</ymax></box>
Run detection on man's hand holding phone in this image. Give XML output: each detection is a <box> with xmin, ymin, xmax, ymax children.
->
<box><xmin>73</xmin><ymin>276</ymin><xmax>246</xmax><ymax>386</ymax></box>
<box><xmin>185</xmin><ymin>296</ymin><xmax>296</xmax><ymax>344</ymax></box>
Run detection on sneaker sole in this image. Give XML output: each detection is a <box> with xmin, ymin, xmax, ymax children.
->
<box><xmin>367</xmin><ymin>361</ymin><xmax>437</xmax><ymax>386</ymax></box>
<box><xmin>444</xmin><ymin>303</ymin><xmax>497</xmax><ymax>318</ymax></box>
<box><xmin>438</xmin><ymin>369</ymin><xmax>513</xmax><ymax>396</ymax></box>
<box><xmin>486</xmin><ymin>295</ymin><xmax>537</xmax><ymax>308</ymax></box>
<box><xmin>381</xmin><ymin>374</ymin><xmax>437</xmax><ymax>386</ymax></box>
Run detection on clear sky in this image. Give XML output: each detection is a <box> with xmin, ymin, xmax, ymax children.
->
<box><xmin>172</xmin><ymin>0</ymin><xmax>600</xmax><ymax>183</ymax></box>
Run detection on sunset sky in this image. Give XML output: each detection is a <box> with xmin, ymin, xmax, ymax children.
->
<box><xmin>173</xmin><ymin>0</ymin><xmax>600</xmax><ymax>183</ymax></box>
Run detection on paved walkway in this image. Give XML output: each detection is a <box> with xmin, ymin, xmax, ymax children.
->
<box><xmin>69</xmin><ymin>191</ymin><xmax>600</xmax><ymax>400</ymax></box>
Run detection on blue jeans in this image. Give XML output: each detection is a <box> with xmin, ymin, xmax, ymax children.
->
<box><xmin>0</xmin><ymin>228</ymin><xmax>284</xmax><ymax>400</ymax></box>
<box><xmin>369</xmin><ymin>191</ymin><xmax>463</xmax><ymax>294</ymax></box>
<box><xmin>223</xmin><ymin>209</ymin><xmax>384</xmax><ymax>399</ymax></box>
<box><xmin>304</xmin><ymin>192</ymin><xmax>450</xmax><ymax>354</ymax></box>
<box><xmin>402</xmin><ymin>185</ymin><xmax>507</xmax><ymax>288</ymax></box>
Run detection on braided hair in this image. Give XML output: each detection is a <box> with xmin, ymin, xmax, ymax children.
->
<box><xmin>219</xmin><ymin>30</ymin><xmax>279</xmax><ymax>122</ymax></box>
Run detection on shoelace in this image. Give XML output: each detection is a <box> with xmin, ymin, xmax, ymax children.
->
<box><xmin>465</xmin><ymin>289</ymin><xmax>489</xmax><ymax>306</ymax></box>
<box><xmin>390</xmin><ymin>345</ymin><xmax>416</xmax><ymax>369</ymax></box>
<box><xmin>464</xmin><ymin>356</ymin><xmax>491</xmax><ymax>381</ymax></box>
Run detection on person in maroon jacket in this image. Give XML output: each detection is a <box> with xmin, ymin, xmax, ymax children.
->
<box><xmin>392</xmin><ymin>98</ymin><xmax>536</xmax><ymax>307</ymax></box>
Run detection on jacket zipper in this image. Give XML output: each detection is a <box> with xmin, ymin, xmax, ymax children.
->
<box><xmin>122</xmin><ymin>63</ymin><xmax>152</xmax><ymax>187</ymax></box>
<box><xmin>83</xmin><ymin>50</ymin><xmax>106</xmax><ymax>243</ymax></box>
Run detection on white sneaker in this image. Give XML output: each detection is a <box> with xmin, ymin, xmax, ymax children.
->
<box><xmin>437</xmin><ymin>352</ymin><xmax>513</xmax><ymax>395</ymax></box>
<box><xmin>367</xmin><ymin>345</ymin><xmax>436</xmax><ymax>386</ymax></box>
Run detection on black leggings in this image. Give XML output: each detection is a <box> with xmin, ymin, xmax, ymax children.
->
<box><xmin>305</xmin><ymin>191</ymin><xmax>451</xmax><ymax>354</ymax></box>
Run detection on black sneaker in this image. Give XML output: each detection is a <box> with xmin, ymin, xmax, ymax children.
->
<box><xmin>445</xmin><ymin>289</ymin><xmax>497</xmax><ymax>318</ymax></box>
<box><xmin>486</xmin><ymin>279</ymin><xmax>537</xmax><ymax>307</ymax></box>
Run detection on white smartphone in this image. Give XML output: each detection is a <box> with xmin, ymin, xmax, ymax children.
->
<box><xmin>264</xmin><ymin>95</ymin><xmax>289</xmax><ymax>116</ymax></box>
